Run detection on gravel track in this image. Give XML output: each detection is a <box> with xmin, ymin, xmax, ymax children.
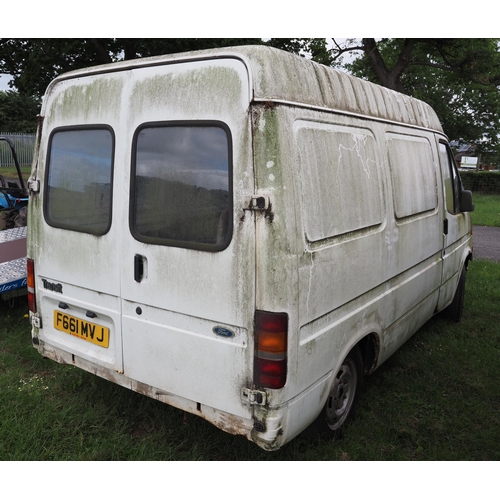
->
<box><xmin>473</xmin><ymin>226</ymin><xmax>500</xmax><ymax>263</ymax></box>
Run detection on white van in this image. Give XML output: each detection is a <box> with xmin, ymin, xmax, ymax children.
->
<box><xmin>27</xmin><ymin>45</ymin><xmax>473</xmax><ymax>451</ymax></box>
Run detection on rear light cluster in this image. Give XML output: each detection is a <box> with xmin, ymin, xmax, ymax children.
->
<box><xmin>254</xmin><ymin>310</ymin><xmax>288</xmax><ymax>389</ymax></box>
<box><xmin>27</xmin><ymin>258</ymin><xmax>36</xmax><ymax>313</ymax></box>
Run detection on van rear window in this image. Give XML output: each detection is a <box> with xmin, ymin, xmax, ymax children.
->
<box><xmin>44</xmin><ymin>128</ymin><xmax>114</xmax><ymax>235</ymax></box>
<box><xmin>131</xmin><ymin>123</ymin><xmax>232</xmax><ymax>251</ymax></box>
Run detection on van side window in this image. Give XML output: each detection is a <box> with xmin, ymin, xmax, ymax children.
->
<box><xmin>296</xmin><ymin>123</ymin><xmax>383</xmax><ymax>242</ymax></box>
<box><xmin>439</xmin><ymin>142</ymin><xmax>460</xmax><ymax>214</ymax></box>
<box><xmin>131</xmin><ymin>123</ymin><xmax>232</xmax><ymax>251</ymax></box>
<box><xmin>387</xmin><ymin>135</ymin><xmax>437</xmax><ymax>219</ymax></box>
<box><xmin>45</xmin><ymin>128</ymin><xmax>114</xmax><ymax>235</ymax></box>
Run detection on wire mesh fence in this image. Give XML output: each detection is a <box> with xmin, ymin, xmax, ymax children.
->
<box><xmin>0</xmin><ymin>132</ymin><xmax>36</xmax><ymax>168</ymax></box>
<box><xmin>461</xmin><ymin>171</ymin><xmax>500</xmax><ymax>195</ymax></box>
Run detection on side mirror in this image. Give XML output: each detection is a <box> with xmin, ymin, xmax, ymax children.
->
<box><xmin>460</xmin><ymin>189</ymin><xmax>474</xmax><ymax>213</ymax></box>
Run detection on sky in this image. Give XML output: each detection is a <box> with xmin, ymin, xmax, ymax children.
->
<box><xmin>0</xmin><ymin>73</ymin><xmax>12</xmax><ymax>92</ymax></box>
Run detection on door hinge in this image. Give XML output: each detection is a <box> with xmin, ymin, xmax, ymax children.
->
<box><xmin>241</xmin><ymin>388</ymin><xmax>267</xmax><ymax>406</ymax></box>
<box><xmin>29</xmin><ymin>312</ymin><xmax>42</xmax><ymax>329</ymax></box>
<box><xmin>28</xmin><ymin>179</ymin><xmax>40</xmax><ymax>194</ymax></box>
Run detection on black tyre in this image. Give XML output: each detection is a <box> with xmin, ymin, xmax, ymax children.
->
<box><xmin>447</xmin><ymin>265</ymin><xmax>466</xmax><ymax>322</ymax></box>
<box><xmin>308</xmin><ymin>346</ymin><xmax>363</xmax><ymax>439</ymax></box>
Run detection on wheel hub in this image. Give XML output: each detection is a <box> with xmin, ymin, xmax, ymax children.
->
<box><xmin>325</xmin><ymin>359</ymin><xmax>357</xmax><ymax>430</ymax></box>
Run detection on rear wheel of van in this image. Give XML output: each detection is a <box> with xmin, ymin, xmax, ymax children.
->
<box><xmin>447</xmin><ymin>265</ymin><xmax>466</xmax><ymax>322</ymax></box>
<box><xmin>308</xmin><ymin>346</ymin><xmax>363</xmax><ymax>439</ymax></box>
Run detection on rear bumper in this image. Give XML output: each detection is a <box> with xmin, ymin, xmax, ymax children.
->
<box><xmin>33</xmin><ymin>338</ymin><xmax>256</xmax><ymax>442</ymax></box>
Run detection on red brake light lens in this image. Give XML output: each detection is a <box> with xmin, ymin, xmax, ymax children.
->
<box><xmin>254</xmin><ymin>310</ymin><xmax>288</xmax><ymax>389</ymax></box>
<box><xmin>27</xmin><ymin>258</ymin><xmax>36</xmax><ymax>313</ymax></box>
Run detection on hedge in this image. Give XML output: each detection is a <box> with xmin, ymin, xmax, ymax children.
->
<box><xmin>460</xmin><ymin>171</ymin><xmax>500</xmax><ymax>195</ymax></box>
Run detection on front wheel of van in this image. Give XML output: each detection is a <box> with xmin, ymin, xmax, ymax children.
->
<box><xmin>308</xmin><ymin>346</ymin><xmax>363</xmax><ymax>439</ymax></box>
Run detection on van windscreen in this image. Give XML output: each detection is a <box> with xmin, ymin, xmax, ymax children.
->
<box><xmin>44</xmin><ymin>128</ymin><xmax>114</xmax><ymax>235</ymax></box>
<box><xmin>131</xmin><ymin>123</ymin><xmax>232</xmax><ymax>251</ymax></box>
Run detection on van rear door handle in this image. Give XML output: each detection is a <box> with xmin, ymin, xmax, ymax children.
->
<box><xmin>134</xmin><ymin>254</ymin><xmax>145</xmax><ymax>283</ymax></box>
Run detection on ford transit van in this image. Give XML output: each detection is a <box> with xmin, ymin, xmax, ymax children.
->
<box><xmin>27</xmin><ymin>45</ymin><xmax>473</xmax><ymax>450</ymax></box>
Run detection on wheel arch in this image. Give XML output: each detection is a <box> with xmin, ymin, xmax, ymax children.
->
<box><xmin>464</xmin><ymin>250</ymin><xmax>473</xmax><ymax>269</ymax></box>
<box><xmin>356</xmin><ymin>332</ymin><xmax>380</xmax><ymax>376</ymax></box>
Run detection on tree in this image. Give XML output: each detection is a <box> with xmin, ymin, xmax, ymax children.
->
<box><xmin>0</xmin><ymin>90</ymin><xmax>41</xmax><ymax>132</ymax></box>
<box><xmin>334</xmin><ymin>38</ymin><xmax>500</xmax><ymax>95</ymax></box>
<box><xmin>0</xmin><ymin>38</ymin><xmax>263</xmax><ymax>97</ymax></box>
<box><xmin>266</xmin><ymin>38</ymin><xmax>333</xmax><ymax>66</ymax></box>
<box><xmin>2</xmin><ymin>38</ymin><xmax>499</xmax><ymax>159</ymax></box>
<box><xmin>329</xmin><ymin>38</ymin><xmax>500</xmax><ymax>158</ymax></box>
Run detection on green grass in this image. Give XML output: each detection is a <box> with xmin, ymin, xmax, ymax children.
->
<box><xmin>0</xmin><ymin>166</ymin><xmax>31</xmax><ymax>183</ymax></box>
<box><xmin>470</xmin><ymin>193</ymin><xmax>500</xmax><ymax>227</ymax></box>
<box><xmin>1</xmin><ymin>258</ymin><xmax>499</xmax><ymax>460</ymax></box>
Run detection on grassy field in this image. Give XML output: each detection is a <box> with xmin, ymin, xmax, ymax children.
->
<box><xmin>0</xmin><ymin>166</ymin><xmax>30</xmax><ymax>184</ymax></box>
<box><xmin>1</xmin><ymin>257</ymin><xmax>499</xmax><ymax>460</ymax></box>
<box><xmin>1</xmin><ymin>194</ymin><xmax>499</xmax><ymax>461</ymax></box>
<box><xmin>471</xmin><ymin>193</ymin><xmax>500</xmax><ymax>227</ymax></box>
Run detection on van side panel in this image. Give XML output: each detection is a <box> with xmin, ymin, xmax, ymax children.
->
<box><xmin>252</xmin><ymin>105</ymin><xmax>446</xmax><ymax>443</ymax></box>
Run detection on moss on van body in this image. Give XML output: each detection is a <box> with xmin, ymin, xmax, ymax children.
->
<box><xmin>131</xmin><ymin>66</ymin><xmax>244</xmax><ymax>119</ymax></box>
<box><xmin>47</xmin><ymin>76</ymin><xmax>124</xmax><ymax>126</ymax></box>
<box><xmin>252</xmin><ymin>103</ymin><xmax>301</xmax><ymax>328</ymax></box>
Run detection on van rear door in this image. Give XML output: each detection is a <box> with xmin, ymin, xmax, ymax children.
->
<box><xmin>36</xmin><ymin>121</ymin><xmax>122</xmax><ymax>373</ymax></box>
<box><xmin>36</xmin><ymin>56</ymin><xmax>256</xmax><ymax>422</ymax></box>
<box><xmin>118</xmin><ymin>59</ymin><xmax>256</xmax><ymax>419</ymax></box>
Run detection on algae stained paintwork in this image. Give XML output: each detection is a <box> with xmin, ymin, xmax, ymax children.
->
<box><xmin>29</xmin><ymin>55</ymin><xmax>257</xmax><ymax>436</ymax></box>
<box><xmin>28</xmin><ymin>46</ymin><xmax>472</xmax><ymax>451</ymax></box>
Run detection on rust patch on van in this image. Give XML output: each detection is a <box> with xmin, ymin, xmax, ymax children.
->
<box><xmin>215</xmin><ymin>413</ymin><xmax>247</xmax><ymax>435</ymax></box>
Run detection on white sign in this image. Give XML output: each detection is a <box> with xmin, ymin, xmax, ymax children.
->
<box><xmin>461</xmin><ymin>156</ymin><xmax>478</xmax><ymax>169</ymax></box>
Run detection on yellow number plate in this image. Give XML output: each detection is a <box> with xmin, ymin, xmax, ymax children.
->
<box><xmin>54</xmin><ymin>311</ymin><xmax>109</xmax><ymax>348</ymax></box>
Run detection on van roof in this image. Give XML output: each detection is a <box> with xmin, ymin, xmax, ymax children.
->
<box><xmin>48</xmin><ymin>45</ymin><xmax>444</xmax><ymax>133</ymax></box>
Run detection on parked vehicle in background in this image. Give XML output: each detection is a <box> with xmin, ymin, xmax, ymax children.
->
<box><xmin>27</xmin><ymin>46</ymin><xmax>473</xmax><ymax>450</ymax></box>
<box><xmin>0</xmin><ymin>136</ymin><xmax>28</xmax><ymax>301</ymax></box>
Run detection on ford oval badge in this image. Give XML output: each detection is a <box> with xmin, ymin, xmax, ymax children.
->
<box><xmin>213</xmin><ymin>326</ymin><xmax>235</xmax><ymax>338</ymax></box>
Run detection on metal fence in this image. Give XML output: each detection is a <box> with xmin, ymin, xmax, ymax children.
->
<box><xmin>461</xmin><ymin>171</ymin><xmax>500</xmax><ymax>195</ymax></box>
<box><xmin>0</xmin><ymin>133</ymin><xmax>36</xmax><ymax>168</ymax></box>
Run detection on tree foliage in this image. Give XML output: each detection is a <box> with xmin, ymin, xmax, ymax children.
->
<box><xmin>266</xmin><ymin>38</ymin><xmax>333</xmax><ymax>66</ymax></box>
<box><xmin>1</xmin><ymin>38</ymin><xmax>499</xmax><ymax>161</ymax></box>
<box><xmin>0</xmin><ymin>38</ymin><xmax>262</xmax><ymax>97</ymax></box>
<box><xmin>0</xmin><ymin>90</ymin><xmax>41</xmax><ymax>133</ymax></box>
<box><xmin>330</xmin><ymin>38</ymin><xmax>500</xmax><ymax>161</ymax></box>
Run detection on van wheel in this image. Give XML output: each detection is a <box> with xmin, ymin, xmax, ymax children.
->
<box><xmin>308</xmin><ymin>346</ymin><xmax>363</xmax><ymax>439</ymax></box>
<box><xmin>447</xmin><ymin>266</ymin><xmax>466</xmax><ymax>322</ymax></box>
